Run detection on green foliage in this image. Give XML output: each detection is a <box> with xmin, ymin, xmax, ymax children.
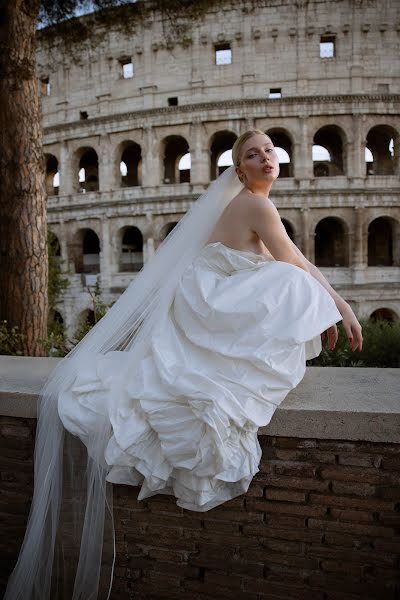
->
<box><xmin>47</xmin><ymin>229</ymin><xmax>69</xmax><ymax>313</ymax></box>
<box><xmin>72</xmin><ymin>279</ymin><xmax>112</xmax><ymax>346</ymax></box>
<box><xmin>307</xmin><ymin>317</ymin><xmax>400</xmax><ymax>368</ymax></box>
<box><xmin>0</xmin><ymin>320</ymin><xmax>24</xmax><ymax>356</ymax></box>
<box><xmin>37</xmin><ymin>230</ymin><xmax>70</xmax><ymax>356</ymax></box>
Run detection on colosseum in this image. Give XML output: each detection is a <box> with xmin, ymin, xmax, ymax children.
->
<box><xmin>37</xmin><ymin>0</ymin><xmax>400</xmax><ymax>338</ymax></box>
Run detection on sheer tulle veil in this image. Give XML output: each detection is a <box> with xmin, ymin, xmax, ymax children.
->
<box><xmin>4</xmin><ymin>166</ymin><xmax>243</xmax><ymax>599</ymax></box>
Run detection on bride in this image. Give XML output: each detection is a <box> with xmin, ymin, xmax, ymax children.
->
<box><xmin>5</xmin><ymin>129</ymin><xmax>362</xmax><ymax>599</ymax></box>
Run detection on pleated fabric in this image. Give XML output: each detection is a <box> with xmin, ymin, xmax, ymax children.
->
<box><xmin>59</xmin><ymin>242</ymin><xmax>342</xmax><ymax>511</ymax></box>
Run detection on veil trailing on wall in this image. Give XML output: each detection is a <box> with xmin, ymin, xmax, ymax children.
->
<box><xmin>4</xmin><ymin>166</ymin><xmax>243</xmax><ymax>600</ymax></box>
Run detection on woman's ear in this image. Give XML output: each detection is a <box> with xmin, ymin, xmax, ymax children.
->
<box><xmin>235</xmin><ymin>166</ymin><xmax>244</xmax><ymax>182</ymax></box>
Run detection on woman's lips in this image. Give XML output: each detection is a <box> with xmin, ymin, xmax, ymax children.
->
<box><xmin>262</xmin><ymin>166</ymin><xmax>273</xmax><ymax>172</ymax></box>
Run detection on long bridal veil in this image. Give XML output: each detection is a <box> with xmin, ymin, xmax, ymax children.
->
<box><xmin>5</xmin><ymin>166</ymin><xmax>243</xmax><ymax>599</ymax></box>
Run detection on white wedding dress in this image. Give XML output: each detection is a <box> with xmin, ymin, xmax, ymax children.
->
<box><xmin>58</xmin><ymin>241</ymin><xmax>342</xmax><ymax>512</ymax></box>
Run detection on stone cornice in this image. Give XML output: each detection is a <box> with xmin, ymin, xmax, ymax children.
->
<box><xmin>43</xmin><ymin>94</ymin><xmax>400</xmax><ymax>136</ymax></box>
<box><xmin>47</xmin><ymin>186</ymin><xmax>400</xmax><ymax>219</ymax></box>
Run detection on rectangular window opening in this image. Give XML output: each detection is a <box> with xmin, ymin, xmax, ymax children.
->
<box><xmin>377</xmin><ymin>83</ymin><xmax>389</xmax><ymax>94</ymax></box>
<box><xmin>168</xmin><ymin>97</ymin><xmax>178</xmax><ymax>106</ymax></box>
<box><xmin>119</xmin><ymin>58</ymin><xmax>134</xmax><ymax>79</ymax></box>
<box><xmin>269</xmin><ymin>88</ymin><xmax>282</xmax><ymax>99</ymax></box>
<box><xmin>320</xmin><ymin>35</ymin><xmax>335</xmax><ymax>58</ymax></box>
<box><xmin>80</xmin><ymin>111</ymin><xmax>88</xmax><ymax>120</ymax></box>
<box><xmin>215</xmin><ymin>43</ymin><xmax>232</xmax><ymax>65</ymax></box>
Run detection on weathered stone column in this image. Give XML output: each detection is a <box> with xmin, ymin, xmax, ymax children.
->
<box><xmin>142</xmin><ymin>216</ymin><xmax>156</xmax><ymax>263</ymax></box>
<box><xmin>100</xmin><ymin>218</ymin><xmax>112</xmax><ymax>288</ymax></box>
<box><xmin>99</xmin><ymin>135</ymin><xmax>112</xmax><ymax>192</ymax></box>
<box><xmin>352</xmin><ymin>206</ymin><xmax>366</xmax><ymax>267</ymax></box>
<box><xmin>294</xmin><ymin>117</ymin><xmax>312</xmax><ymax>181</ymax></box>
<box><xmin>59</xmin><ymin>141</ymin><xmax>74</xmax><ymax>195</ymax></box>
<box><xmin>58</xmin><ymin>219</ymin><xmax>69</xmax><ymax>273</ymax></box>
<box><xmin>350</xmin><ymin>115</ymin><xmax>365</xmax><ymax>180</ymax></box>
<box><xmin>142</xmin><ymin>126</ymin><xmax>160</xmax><ymax>187</ymax></box>
<box><xmin>190</xmin><ymin>119</ymin><xmax>208</xmax><ymax>184</ymax></box>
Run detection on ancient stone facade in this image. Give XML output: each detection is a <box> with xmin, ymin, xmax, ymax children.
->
<box><xmin>37</xmin><ymin>0</ymin><xmax>400</xmax><ymax>338</ymax></box>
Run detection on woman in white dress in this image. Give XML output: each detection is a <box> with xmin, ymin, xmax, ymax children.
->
<box><xmin>5</xmin><ymin>129</ymin><xmax>363</xmax><ymax>599</ymax></box>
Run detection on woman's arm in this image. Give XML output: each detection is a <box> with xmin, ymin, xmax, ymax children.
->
<box><xmin>289</xmin><ymin>239</ymin><xmax>348</xmax><ymax>311</ymax></box>
<box><xmin>289</xmin><ymin>239</ymin><xmax>363</xmax><ymax>351</ymax></box>
<box><xmin>249</xmin><ymin>197</ymin><xmax>310</xmax><ymax>272</ymax></box>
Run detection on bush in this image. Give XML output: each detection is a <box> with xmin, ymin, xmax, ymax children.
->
<box><xmin>307</xmin><ymin>317</ymin><xmax>400</xmax><ymax>368</ymax></box>
<box><xmin>0</xmin><ymin>320</ymin><xmax>24</xmax><ymax>355</ymax></box>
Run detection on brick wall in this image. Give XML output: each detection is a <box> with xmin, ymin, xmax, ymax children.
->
<box><xmin>1</xmin><ymin>416</ymin><xmax>399</xmax><ymax>599</ymax></box>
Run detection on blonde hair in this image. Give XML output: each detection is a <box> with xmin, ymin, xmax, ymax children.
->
<box><xmin>232</xmin><ymin>129</ymin><xmax>272</xmax><ymax>167</ymax></box>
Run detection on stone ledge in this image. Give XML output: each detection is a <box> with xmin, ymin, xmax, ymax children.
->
<box><xmin>0</xmin><ymin>356</ymin><xmax>399</xmax><ymax>443</ymax></box>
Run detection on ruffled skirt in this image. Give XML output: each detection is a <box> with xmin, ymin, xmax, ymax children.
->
<box><xmin>58</xmin><ymin>242</ymin><xmax>342</xmax><ymax>511</ymax></box>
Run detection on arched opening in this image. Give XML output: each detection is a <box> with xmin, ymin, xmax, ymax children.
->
<box><xmin>45</xmin><ymin>154</ymin><xmax>59</xmax><ymax>195</ymax></box>
<box><xmin>160</xmin><ymin>222</ymin><xmax>179</xmax><ymax>241</ymax></box>
<box><xmin>266</xmin><ymin>129</ymin><xmax>293</xmax><ymax>177</ymax></box>
<box><xmin>76</xmin><ymin>309</ymin><xmax>96</xmax><ymax>334</ymax></box>
<box><xmin>368</xmin><ymin>217</ymin><xmax>394</xmax><ymax>266</ymax></box>
<box><xmin>53</xmin><ymin>310</ymin><xmax>64</xmax><ymax>324</ymax></box>
<box><xmin>281</xmin><ymin>218</ymin><xmax>295</xmax><ymax>241</ymax></box>
<box><xmin>366</xmin><ymin>126</ymin><xmax>397</xmax><ymax>175</ymax></box>
<box><xmin>49</xmin><ymin>232</ymin><xmax>61</xmax><ymax>257</ymax></box>
<box><xmin>119</xmin><ymin>226</ymin><xmax>144</xmax><ymax>272</ymax></box>
<box><xmin>49</xmin><ymin>232</ymin><xmax>62</xmax><ymax>270</ymax></box>
<box><xmin>210</xmin><ymin>130</ymin><xmax>237</xmax><ymax>180</ymax></box>
<box><xmin>315</xmin><ymin>217</ymin><xmax>349</xmax><ymax>267</ymax></box>
<box><xmin>313</xmin><ymin>125</ymin><xmax>345</xmax><ymax>176</ymax></box>
<box><xmin>73</xmin><ymin>228</ymin><xmax>100</xmax><ymax>273</ymax></box>
<box><xmin>217</xmin><ymin>149</ymin><xmax>233</xmax><ymax>174</ymax></box>
<box><xmin>120</xmin><ymin>142</ymin><xmax>142</xmax><ymax>187</ymax></box>
<box><xmin>370</xmin><ymin>308</ymin><xmax>398</xmax><ymax>322</ymax></box>
<box><xmin>162</xmin><ymin>136</ymin><xmax>190</xmax><ymax>184</ymax></box>
<box><xmin>178</xmin><ymin>153</ymin><xmax>191</xmax><ymax>183</ymax></box>
<box><xmin>77</xmin><ymin>148</ymin><xmax>99</xmax><ymax>192</ymax></box>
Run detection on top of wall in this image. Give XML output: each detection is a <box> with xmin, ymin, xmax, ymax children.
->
<box><xmin>1</xmin><ymin>356</ymin><xmax>399</xmax><ymax>443</ymax></box>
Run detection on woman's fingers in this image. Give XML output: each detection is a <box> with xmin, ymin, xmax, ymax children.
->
<box><xmin>328</xmin><ymin>325</ymin><xmax>338</xmax><ymax>350</ymax></box>
<box><xmin>352</xmin><ymin>322</ymin><xmax>363</xmax><ymax>352</ymax></box>
<box><xmin>345</xmin><ymin>320</ymin><xmax>363</xmax><ymax>352</ymax></box>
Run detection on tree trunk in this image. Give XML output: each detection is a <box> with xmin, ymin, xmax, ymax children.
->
<box><xmin>0</xmin><ymin>0</ymin><xmax>48</xmax><ymax>356</ymax></box>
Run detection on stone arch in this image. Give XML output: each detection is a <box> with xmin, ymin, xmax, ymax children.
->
<box><xmin>75</xmin><ymin>147</ymin><xmax>99</xmax><ymax>192</ymax></box>
<box><xmin>367</xmin><ymin>216</ymin><xmax>400</xmax><ymax>266</ymax></box>
<box><xmin>314</xmin><ymin>217</ymin><xmax>349</xmax><ymax>267</ymax></box>
<box><xmin>118</xmin><ymin>141</ymin><xmax>142</xmax><ymax>187</ymax></box>
<box><xmin>281</xmin><ymin>218</ymin><xmax>295</xmax><ymax>241</ymax></box>
<box><xmin>119</xmin><ymin>226</ymin><xmax>144</xmax><ymax>272</ymax></box>
<box><xmin>365</xmin><ymin>125</ymin><xmax>398</xmax><ymax>175</ymax></box>
<box><xmin>265</xmin><ymin>128</ymin><xmax>294</xmax><ymax>177</ymax></box>
<box><xmin>45</xmin><ymin>154</ymin><xmax>59</xmax><ymax>195</ymax></box>
<box><xmin>76</xmin><ymin>309</ymin><xmax>96</xmax><ymax>332</ymax></box>
<box><xmin>370</xmin><ymin>307</ymin><xmax>398</xmax><ymax>322</ymax></box>
<box><xmin>161</xmin><ymin>135</ymin><xmax>190</xmax><ymax>184</ymax></box>
<box><xmin>49</xmin><ymin>232</ymin><xmax>61</xmax><ymax>258</ymax></box>
<box><xmin>160</xmin><ymin>221</ymin><xmax>179</xmax><ymax>241</ymax></box>
<box><xmin>209</xmin><ymin>130</ymin><xmax>237</xmax><ymax>179</ymax></box>
<box><xmin>72</xmin><ymin>228</ymin><xmax>100</xmax><ymax>273</ymax></box>
<box><xmin>312</xmin><ymin>125</ymin><xmax>346</xmax><ymax>176</ymax></box>
<box><xmin>53</xmin><ymin>310</ymin><xmax>64</xmax><ymax>324</ymax></box>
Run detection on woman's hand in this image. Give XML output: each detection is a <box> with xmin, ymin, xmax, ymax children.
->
<box><xmin>321</xmin><ymin>324</ymin><xmax>338</xmax><ymax>350</ymax></box>
<box><xmin>321</xmin><ymin>303</ymin><xmax>363</xmax><ymax>352</ymax></box>
<box><xmin>340</xmin><ymin>303</ymin><xmax>363</xmax><ymax>352</ymax></box>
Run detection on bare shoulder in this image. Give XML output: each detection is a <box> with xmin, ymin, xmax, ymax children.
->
<box><xmin>232</xmin><ymin>190</ymin><xmax>278</xmax><ymax>220</ymax></box>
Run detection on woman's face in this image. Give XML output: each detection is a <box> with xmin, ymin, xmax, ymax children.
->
<box><xmin>235</xmin><ymin>134</ymin><xmax>280</xmax><ymax>187</ymax></box>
